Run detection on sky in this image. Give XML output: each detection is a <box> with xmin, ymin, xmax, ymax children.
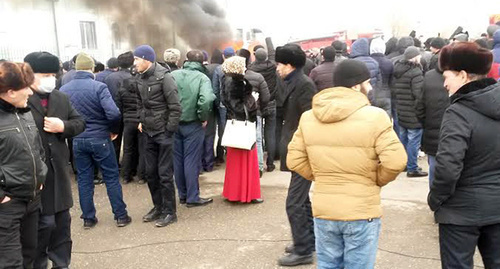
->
<box><xmin>216</xmin><ymin>0</ymin><xmax>500</xmax><ymax>45</ymax></box>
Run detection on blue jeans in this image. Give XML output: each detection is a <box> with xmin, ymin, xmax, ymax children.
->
<box><xmin>399</xmin><ymin>127</ymin><xmax>423</xmax><ymax>172</ymax></box>
<box><xmin>314</xmin><ymin>218</ymin><xmax>381</xmax><ymax>269</ymax></box>
<box><xmin>73</xmin><ymin>137</ymin><xmax>127</xmax><ymax>220</ymax></box>
<box><xmin>256</xmin><ymin>116</ymin><xmax>264</xmax><ymax>171</ymax></box>
<box><xmin>428</xmin><ymin>155</ymin><xmax>436</xmax><ymax>188</ymax></box>
<box><xmin>174</xmin><ymin>122</ymin><xmax>204</xmax><ymax>203</ymax></box>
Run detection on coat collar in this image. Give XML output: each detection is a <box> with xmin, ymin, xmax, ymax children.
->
<box><xmin>0</xmin><ymin>97</ymin><xmax>31</xmax><ymax>113</ymax></box>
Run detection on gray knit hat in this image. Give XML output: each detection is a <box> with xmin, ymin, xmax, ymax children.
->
<box><xmin>404</xmin><ymin>46</ymin><xmax>420</xmax><ymax>60</ymax></box>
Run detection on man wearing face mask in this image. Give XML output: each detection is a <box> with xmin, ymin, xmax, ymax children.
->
<box><xmin>24</xmin><ymin>51</ymin><xmax>86</xmax><ymax>269</ymax></box>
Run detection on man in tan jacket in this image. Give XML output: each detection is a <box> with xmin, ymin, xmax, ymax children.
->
<box><xmin>287</xmin><ymin>59</ymin><xmax>407</xmax><ymax>269</ymax></box>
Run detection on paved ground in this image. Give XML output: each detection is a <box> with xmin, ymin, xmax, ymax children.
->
<box><xmin>69</xmin><ymin>158</ymin><xmax>485</xmax><ymax>269</ymax></box>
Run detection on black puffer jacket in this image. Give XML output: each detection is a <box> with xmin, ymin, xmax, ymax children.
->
<box><xmin>392</xmin><ymin>60</ymin><xmax>424</xmax><ymax>129</ymax></box>
<box><xmin>245</xmin><ymin>70</ymin><xmax>270</xmax><ymax>113</ymax></box>
<box><xmin>249</xmin><ymin>60</ymin><xmax>277</xmax><ymax>101</ymax></box>
<box><xmin>0</xmin><ymin>99</ymin><xmax>47</xmax><ymax>202</ymax></box>
<box><xmin>116</xmin><ymin>74</ymin><xmax>140</xmax><ymax>124</ymax></box>
<box><xmin>136</xmin><ymin>63</ymin><xmax>182</xmax><ymax>136</ymax></box>
<box><xmin>428</xmin><ymin>79</ymin><xmax>500</xmax><ymax>226</ymax></box>
<box><xmin>415</xmin><ymin>69</ymin><xmax>450</xmax><ymax>156</ymax></box>
<box><xmin>370</xmin><ymin>53</ymin><xmax>394</xmax><ymax>117</ymax></box>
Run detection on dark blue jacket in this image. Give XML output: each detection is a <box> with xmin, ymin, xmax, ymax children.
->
<box><xmin>370</xmin><ymin>53</ymin><xmax>394</xmax><ymax>117</ymax></box>
<box><xmin>95</xmin><ymin>69</ymin><xmax>115</xmax><ymax>83</ymax></box>
<box><xmin>104</xmin><ymin>69</ymin><xmax>131</xmax><ymax>102</ymax></box>
<box><xmin>60</xmin><ymin>71</ymin><xmax>121</xmax><ymax>138</ymax></box>
<box><xmin>350</xmin><ymin>38</ymin><xmax>380</xmax><ymax>88</ymax></box>
<box><xmin>493</xmin><ymin>30</ymin><xmax>500</xmax><ymax>64</ymax></box>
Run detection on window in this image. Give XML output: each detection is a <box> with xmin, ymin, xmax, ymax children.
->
<box><xmin>80</xmin><ymin>21</ymin><xmax>97</xmax><ymax>49</ymax></box>
<box><xmin>111</xmin><ymin>23</ymin><xmax>121</xmax><ymax>49</ymax></box>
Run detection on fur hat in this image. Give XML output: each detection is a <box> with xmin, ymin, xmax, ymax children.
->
<box><xmin>439</xmin><ymin>42</ymin><xmax>493</xmax><ymax>75</ymax></box>
<box><xmin>222</xmin><ymin>56</ymin><xmax>246</xmax><ymax>75</ymax></box>
<box><xmin>164</xmin><ymin>48</ymin><xmax>181</xmax><ymax>64</ymax></box>
<box><xmin>75</xmin><ymin>52</ymin><xmax>95</xmax><ymax>71</ymax></box>
<box><xmin>331</xmin><ymin>40</ymin><xmax>344</xmax><ymax>52</ymax></box>
<box><xmin>275</xmin><ymin>43</ymin><xmax>306</xmax><ymax>68</ymax></box>
<box><xmin>333</xmin><ymin>59</ymin><xmax>371</xmax><ymax>88</ymax></box>
<box><xmin>23</xmin><ymin>52</ymin><xmax>60</xmax><ymax>74</ymax></box>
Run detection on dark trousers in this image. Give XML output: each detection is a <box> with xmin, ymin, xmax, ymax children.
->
<box><xmin>439</xmin><ymin>223</ymin><xmax>500</xmax><ymax>269</ymax></box>
<box><xmin>121</xmin><ymin>122</ymin><xmax>146</xmax><ymax>181</ymax></box>
<box><xmin>286</xmin><ymin>172</ymin><xmax>315</xmax><ymax>255</ymax></box>
<box><xmin>215</xmin><ymin>106</ymin><xmax>227</xmax><ymax>162</ymax></box>
<box><xmin>112</xmin><ymin>123</ymin><xmax>123</xmax><ymax>166</ymax></box>
<box><xmin>34</xmin><ymin>210</ymin><xmax>71</xmax><ymax>269</ymax></box>
<box><xmin>202</xmin><ymin>134</ymin><xmax>215</xmax><ymax>172</ymax></box>
<box><xmin>145</xmin><ymin>131</ymin><xmax>176</xmax><ymax>215</ymax></box>
<box><xmin>275</xmin><ymin>107</ymin><xmax>284</xmax><ymax>162</ymax></box>
<box><xmin>174</xmin><ymin>122</ymin><xmax>204</xmax><ymax>203</ymax></box>
<box><xmin>263</xmin><ymin>103</ymin><xmax>277</xmax><ymax>167</ymax></box>
<box><xmin>0</xmin><ymin>196</ymin><xmax>41</xmax><ymax>269</ymax></box>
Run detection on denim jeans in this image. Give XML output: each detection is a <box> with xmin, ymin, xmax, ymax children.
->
<box><xmin>391</xmin><ymin>101</ymin><xmax>401</xmax><ymax>141</ymax></box>
<box><xmin>428</xmin><ymin>155</ymin><xmax>436</xmax><ymax>188</ymax></box>
<box><xmin>73</xmin><ymin>137</ymin><xmax>128</xmax><ymax>220</ymax></box>
<box><xmin>399</xmin><ymin>127</ymin><xmax>423</xmax><ymax>172</ymax></box>
<box><xmin>263</xmin><ymin>103</ymin><xmax>277</xmax><ymax>167</ymax></box>
<box><xmin>216</xmin><ymin>106</ymin><xmax>227</xmax><ymax>162</ymax></box>
<box><xmin>314</xmin><ymin>218</ymin><xmax>381</xmax><ymax>269</ymax></box>
<box><xmin>256</xmin><ymin>116</ymin><xmax>264</xmax><ymax>171</ymax></box>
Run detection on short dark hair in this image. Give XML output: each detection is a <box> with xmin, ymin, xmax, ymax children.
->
<box><xmin>322</xmin><ymin>46</ymin><xmax>335</xmax><ymax>62</ymax></box>
<box><xmin>0</xmin><ymin>61</ymin><xmax>35</xmax><ymax>94</ymax></box>
<box><xmin>186</xmin><ymin>50</ymin><xmax>204</xmax><ymax>63</ymax></box>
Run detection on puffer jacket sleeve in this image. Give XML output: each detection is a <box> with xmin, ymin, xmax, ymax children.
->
<box><xmin>257</xmin><ymin>75</ymin><xmax>270</xmax><ymax>111</ymax></box>
<box><xmin>375</xmin><ymin>110</ymin><xmax>407</xmax><ymax>186</ymax></box>
<box><xmin>162</xmin><ymin>73</ymin><xmax>182</xmax><ymax>133</ymax></box>
<box><xmin>197</xmin><ymin>75</ymin><xmax>216</xmax><ymax>121</ymax></box>
<box><xmin>410</xmin><ymin>68</ymin><xmax>424</xmax><ymax>102</ymax></box>
<box><xmin>428</xmin><ymin>106</ymin><xmax>470</xmax><ymax>211</ymax></box>
<box><xmin>287</xmin><ymin>115</ymin><xmax>313</xmax><ymax>181</ymax></box>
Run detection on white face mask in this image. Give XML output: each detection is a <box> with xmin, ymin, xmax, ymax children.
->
<box><xmin>38</xmin><ymin>76</ymin><xmax>56</xmax><ymax>93</ymax></box>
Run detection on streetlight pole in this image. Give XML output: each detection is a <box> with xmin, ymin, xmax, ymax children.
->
<box><xmin>51</xmin><ymin>0</ymin><xmax>61</xmax><ymax>57</ymax></box>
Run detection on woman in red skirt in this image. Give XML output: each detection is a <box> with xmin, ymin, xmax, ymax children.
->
<box><xmin>220</xmin><ymin>56</ymin><xmax>263</xmax><ymax>203</ymax></box>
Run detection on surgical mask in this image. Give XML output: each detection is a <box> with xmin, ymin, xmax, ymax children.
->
<box><xmin>38</xmin><ymin>76</ymin><xmax>56</xmax><ymax>93</ymax></box>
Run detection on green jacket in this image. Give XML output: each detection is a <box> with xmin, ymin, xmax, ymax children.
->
<box><xmin>172</xmin><ymin>62</ymin><xmax>215</xmax><ymax>122</ymax></box>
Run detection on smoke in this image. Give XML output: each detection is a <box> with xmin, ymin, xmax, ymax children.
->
<box><xmin>81</xmin><ymin>0</ymin><xmax>232</xmax><ymax>56</ymax></box>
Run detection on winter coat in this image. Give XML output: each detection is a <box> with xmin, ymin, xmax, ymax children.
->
<box><xmin>249</xmin><ymin>60</ymin><xmax>278</xmax><ymax>101</ymax></box>
<box><xmin>350</xmin><ymin>39</ymin><xmax>380</xmax><ymax>88</ymax></box>
<box><xmin>61</xmin><ymin>71</ymin><xmax>121</xmax><ymax>137</ymax></box>
<box><xmin>428</xmin><ymin>79</ymin><xmax>500</xmax><ymax>226</ymax></box>
<box><xmin>95</xmin><ymin>69</ymin><xmax>115</xmax><ymax>83</ymax></box>
<box><xmin>428</xmin><ymin>53</ymin><xmax>439</xmax><ymax>71</ymax></box>
<box><xmin>309</xmin><ymin>61</ymin><xmax>335</xmax><ymax>91</ymax></box>
<box><xmin>104</xmin><ymin>69</ymin><xmax>132</xmax><ymax>102</ymax></box>
<box><xmin>388</xmin><ymin>37</ymin><xmax>414</xmax><ymax>60</ymax></box>
<box><xmin>206</xmin><ymin>63</ymin><xmax>220</xmax><ymax>84</ymax></box>
<box><xmin>171</xmin><ymin>62</ymin><xmax>215</xmax><ymax>123</ymax></box>
<box><xmin>28</xmin><ymin>91</ymin><xmax>85</xmax><ymax>214</ymax></box>
<box><xmin>212</xmin><ymin>65</ymin><xmax>225</xmax><ymax>108</ymax></box>
<box><xmin>493</xmin><ymin>30</ymin><xmax>500</xmax><ymax>64</ymax></box>
<box><xmin>287</xmin><ymin>87</ymin><xmax>406</xmax><ymax>221</ymax></box>
<box><xmin>0</xmin><ymin>99</ymin><xmax>47</xmax><ymax>202</ymax></box>
<box><xmin>392</xmin><ymin>60</ymin><xmax>424</xmax><ymax>129</ymax></box>
<box><xmin>370</xmin><ymin>53</ymin><xmax>393</xmax><ymax>117</ymax></box>
<box><xmin>244</xmin><ymin>70</ymin><xmax>270</xmax><ymax>114</ymax></box>
<box><xmin>136</xmin><ymin>63</ymin><xmax>182</xmax><ymax>136</ymax></box>
<box><xmin>116</xmin><ymin>75</ymin><xmax>140</xmax><ymax>124</ymax></box>
<box><xmin>61</xmin><ymin>69</ymin><xmax>76</xmax><ymax>86</ymax></box>
<box><xmin>303</xmin><ymin>58</ymin><xmax>316</xmax><ymax>76</ymax></box>
<box><xmin>415</xmin><ymin>69</ymin><xmax>450</xmax><ymax>156</ymax></box>
<box><xmin>221</xmin><ymin>76</ymin><xmax>258</xmax><ymax>122</ymax></box>
<box><xmin>280</xmin><ymin>69</ymin><xmax>317</xmax><ymax>171</ymax></box>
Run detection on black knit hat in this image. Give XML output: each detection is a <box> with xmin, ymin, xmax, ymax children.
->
<box><xmin>430</xmin><ymin>37</ymin><xmax>446</xmax><ymax>50</ymax></box>
<box><xmin>23</xmin><ymin>51</ymin><xmax>60</xmax><ymax>74</ymax></box>
<box><xmin>275</xmin><ymin>43</ymin><xmax>306</xmax><ymax>68</ymax></box>
<box><xmin>333</xmin><ymin>59</ymin><xmax>371</xmax><ymax>88</ymax></box>
<box><xmin>117</xmin><ymin>51</ymin><xmax>134</xmax><ymax>69</ymax></box>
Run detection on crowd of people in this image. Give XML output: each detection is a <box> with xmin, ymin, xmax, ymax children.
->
<box><xmin>0</xmin><ymin>20</ymin><xmax>500</xmax><ymax>269</ymax></box>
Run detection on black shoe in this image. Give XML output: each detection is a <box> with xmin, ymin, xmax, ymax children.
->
<box><xmin>155</xmin><ymin>214</ymin><xmax>177</xmax><ymax>227</ymax></box>
<box><xmin>116</xmin><ymin>215</ymin><xmax>132</xmax><ymax>227</ymax></box>
<box><xmin>186</xmin><ymin>198</ymin><xmax>213</xmax><ymax>208</ymax></box>
<box><xmin>83</xmin><ymin>218</ymin><xmax>98</xmax><ymax>229</ymax></box>
<box><xmin>284</xmin><ymin>244</ymin><xmax>294</xmax><ymax>254</ymax></box>
<box><xmin>251</xmin><ymin>198</ymin><xmax>264</xmax><ymax>204</ymax></box>
<box><xmin>179</xmin><ymin>198</ymin><xmax>186</xmax><ymax>204</ymax></box>
<box><xmin>407</xmin><ymin>170</ymin><xmax>428</xmax><ymax>177</ymax></box>
<box><xmin>278</xmin><ymin>253</ymin><xmax>313</xmax><ymax>267</ymax></box>
<box><xmin>142</xmin><ymin>207</ymin><xmax>162</xmax><ymax>222</ymax></box>
<box><xmin>121</xmin><ymin>178</ymin><xmax>133</xmax><ymax>185</ymax></box>
<box><xmin>93</xmin><ymin>177</ymin><xmax>104</xmax><ymax>185</ymax></box>
<box><xmin>259</xmin><ymin>170</ymin><xmax>263</xmax><ymax>178</ymax></box>
<box><xmin>267</xmin><ymin>165</ymin><xmax>275</xmax><ymax>172</ymax></box>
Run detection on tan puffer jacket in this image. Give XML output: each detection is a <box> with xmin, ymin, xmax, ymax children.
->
<box><xmin>287</xmin><ymin>87</ymin><xmax>407</xmax><ymax>221</ymax></box>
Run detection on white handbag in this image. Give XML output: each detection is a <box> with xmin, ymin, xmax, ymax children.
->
<box><xmin>221</xmin><ymin>105</ymin><xmax>256</xmax><ymax>150</ymax></box>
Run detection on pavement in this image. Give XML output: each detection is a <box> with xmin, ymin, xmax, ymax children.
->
<box><xmin>69</xmin><ymin>157</ymin><xmax>485</xmax><ymax>269</ymax></box>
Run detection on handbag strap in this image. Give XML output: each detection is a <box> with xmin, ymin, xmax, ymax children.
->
<box><xmin>243</xmin><ymin>104</ymin><xmax>249</xmax><ymax>121</ymax></box>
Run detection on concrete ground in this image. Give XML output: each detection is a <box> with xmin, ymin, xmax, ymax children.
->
<box><xmin>69</xmin><ymin>157</ymin><xmax>485</xmax><ymax>269</ymax></box>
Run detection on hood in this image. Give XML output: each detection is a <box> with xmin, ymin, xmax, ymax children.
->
<box><xmin>494</xmin><ymin>30</ymin><xmax>500</xmax><ymax>47</ymax></box>
<box><xmin>452</xmin><ymin>79</ymin><xmax>500</xmax><ymax>120</ymax></box>
<box><xmin>350</xmin><ymin>38</ymin><xmax>370</xmax><ymax>58</ymax></box>
<box><xmin>249</xmin><ymin>61</ymin><xmax>275</xmax><ymax>74</ymax></box>
<box><xmin>183</xmin><ymin>61</ymin><xmax>206</xmax><ymax>72</ymax></box>
<box><xmin>370</xmin><ymin>38</ymin><xmax>386</xmax><ymax>55</ymax></box>
<box><xmin>397</xmin><ymin>37</ymin><xmax>414</xmax><ymax>52</ymax></box>
<box><xmin>312</xmin><ymin>87</ymin><xmax>369</xmax><ymax>123</ymax></box>
<box><xmin>393</xmin><ymin>60</ymin><xmax>417</xmax><ymax>79</ymax></box>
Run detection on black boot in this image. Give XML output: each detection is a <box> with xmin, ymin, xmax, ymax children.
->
<box><xmin>278</xmin><ymin>253</ymin><xmax>313</xmax><ymax>266</ymax></box>
<box><xmin>142</xmin><ymin>207</ymin><xmax>162</xmax><ymax>222</ymax></box>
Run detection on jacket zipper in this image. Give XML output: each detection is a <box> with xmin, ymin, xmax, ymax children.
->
<box><xmin>16</xmin><ymin>113</ymin><xmax>38</xmax><ymax>198</ymax></box>
<box><xmin>0</xmin><ymin>127</ymin><xmax>21</xmax><ymax>133</ymax></box>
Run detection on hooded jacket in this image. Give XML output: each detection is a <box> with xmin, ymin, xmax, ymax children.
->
<box><xmin>392</xmin><ymin>60</ymin><xmax>424</xmax><ymax>129</ymax></box>
<box><xmin>249</xmin><ymin>60</ymin><xmax>278</xmax><ymax>101</ymax></box>
<box><xmin>287</xmin><ymin>87</ymin><xmax>406</xmax><ymax>221</ymax></box>
<box><xmin>428</xmin><ymin>79</ymin><xmax>500</xmax><ymax>226</ymax></box>
<box><xmin>493</xmin><ymin>30</ymin><xmax>500</xmax><ymax>64</ymax></box>
<box><xmin>370</xmin><ymin>39</ymin><xmax>393</xmax><ymax>117</ymax></box>
<box><xmin>350</xmin><ymin>38</ymin><xmax>380</xmax><ymax>88</ymax></box>
<box><xmin>388</xmin><ymin>37</ymin><xmax>414</xmax><ymax>62</ymax></box>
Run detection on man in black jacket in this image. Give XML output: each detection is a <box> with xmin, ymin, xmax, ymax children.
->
<box><xmin>0</xmin><ymin>61</ymin><xmax>47</xmax><ymax>268</ymax></box>
<box><xmin>24</xmin><ymin>52</ymin><xmax>86</xmax><ymax>269</ymax></box>
<box><xmin>134</xmin><ymin>45</ymin><xmax>182</xmax><ymax>227</ymax></box>
<box><xmin>415</xmin><ymin>67</ymin><xmax>450</xmax><ymax>187</ymax></box>
<box><xmin>275</xmin><ymin>43</ymin><xmax>316</xmax><ymax>267</ymax></box>
<box><xmin>428</xmin><ymin>42</ymin><xmax>500</xmax><ymax>269</ymax></box>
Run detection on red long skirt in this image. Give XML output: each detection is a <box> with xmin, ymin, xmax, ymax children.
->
<box><xmin>222</xmin><ymin>146</ymin><xmax>261</xmax><ymax>202</ymax></box>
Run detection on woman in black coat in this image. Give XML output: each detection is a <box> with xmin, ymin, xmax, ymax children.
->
<box><xmin>428</xmin><ymin>42</ymin><xmax>500</xmax><ymax>269</ymax></box>
<box><xmin>220</xmin><ymin>56</ymin><xmax>261</xmax><ymax>203</ymax></box>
